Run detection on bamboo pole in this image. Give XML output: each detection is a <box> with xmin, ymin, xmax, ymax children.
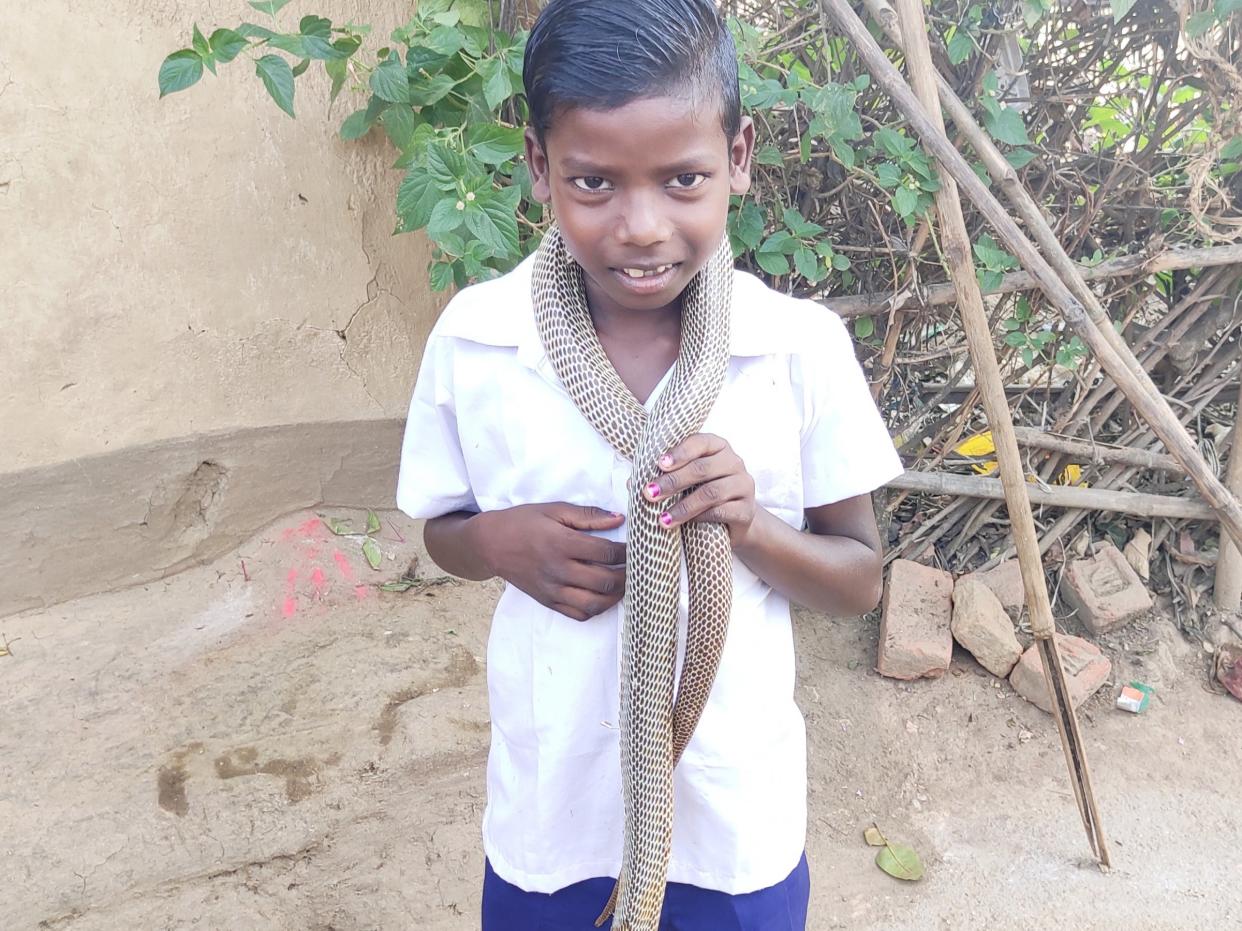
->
<box><xmin>824</xmin><ymin>243</ymin><xmax>1242</xmax><ymax>318</ymax></box>
<box><xmin>1216</xmin><ymin>381</ymin><xmax>1242</xmax><ymax>610</ymax></box>
<box><xmin>888</xmin><ymin>470</ymin><xmax>1215</xmax><ymax>520</ymax></box>
<box><xmin>817</xmin><ymin>0</ymin><xmax>1242</xmax><ymax>554</ymax></box>
<box><xmin>889</xmin><ymin>0</ymin><xmax>1108</xmax><ymax>867</ymax></box>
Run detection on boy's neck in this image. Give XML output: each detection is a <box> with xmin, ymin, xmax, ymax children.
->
<box><xmin>584</xmin><ymin>275</ymin><xmax>685</xmax><ymax>404</ymax></box>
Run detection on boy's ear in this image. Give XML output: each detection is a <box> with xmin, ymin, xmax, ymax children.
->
<box><xmin>728</xmin><ymin>115</ymin><xmax>756</xmax><ymax>196</ymax></box>
<box><xmin>525</xmin><ymin>127</ymin><xmax>553</xmax><ymax>204</ymax></box>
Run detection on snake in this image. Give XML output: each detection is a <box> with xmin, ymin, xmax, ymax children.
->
<box><xmin>532</xmin><ymin>225</ymin><xmax>735</xmax><ymax>930</ymax></box>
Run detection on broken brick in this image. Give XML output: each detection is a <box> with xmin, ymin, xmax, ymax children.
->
<box><xmin>1009</xmin><ymin>634</ymin><xmax>1112</xmax><ymax>713</ymax></box>
<box><xmin>951</xmin><ymin>577</ymin><xmax>1022</xmax><ymax>677</ymax></box>
<box><xmin>878</xmin><ymin>559</ymin><xmax>953</xmax><ymax>680</ymax></box>
<box><xmin>1062</xmin><ymin>541</ymin><xmax>1153</xmax><ymax>635</ymax></box>
<box><xmin>959</xmin><ymin>559</ymin><xmax>1026</xmax><ymax>614</ymax></box>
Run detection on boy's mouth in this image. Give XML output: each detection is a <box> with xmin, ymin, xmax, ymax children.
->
<box><xmin>610</xmin><ymin>262</ymin><xmax>682</xmax><ymax>294</ymax></box>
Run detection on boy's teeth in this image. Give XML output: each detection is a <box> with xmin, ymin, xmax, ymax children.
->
<box><xmin>621</xmin><ymin>265</ymin><xmax>672</xmax><ymax>278</ymax></box>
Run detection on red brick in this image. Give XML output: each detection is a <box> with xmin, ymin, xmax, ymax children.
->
<box><xmin>951</xmin><ymin>577</ymin><xmax>1022</xmax><ymax>677</ymax></box>
<box><xmin>878</xmin><ymin>560</ymin><xmax>953</xmax><ymax>680</ymax></box>
<box><xmin>1009</xmin><ymin>635</ymin><xmax>1112</xmax><ymax>713</ymax></box>
<box><xmin>960</xmin><ymin>559</ymin><xmax>1026</xmax><ymax>613</ymax></box>
<box><xmin>1062</xmin><ymin>541</ymin><xmax>1152</xmax><ymax>635</ymax></box>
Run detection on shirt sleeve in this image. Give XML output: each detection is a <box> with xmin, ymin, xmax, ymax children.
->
<box><xmin>795</xmin><ymin>307</ymin><xmax>904</xmax><ymax>507</ymax></box>
<box><xmin>396</xmin><ymin>331</ymin><xmax>479</xmax><ymax>519</ymax></box>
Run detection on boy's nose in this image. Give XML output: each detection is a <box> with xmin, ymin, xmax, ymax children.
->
<box><xmin>616</xmin><ymin>192</ymin><xmax>672</xmax><ymax>248</ymax></box>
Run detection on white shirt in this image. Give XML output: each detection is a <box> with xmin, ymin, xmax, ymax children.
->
<box><xmin>397</xmin><ymin>255</ymin><xmax>902</xmax><ymax>895</ymax></box>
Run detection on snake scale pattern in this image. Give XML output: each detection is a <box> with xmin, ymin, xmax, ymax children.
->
<box><xmin>532</xmin><ymin>225</ymin><xmax>735</xmax><ymax>930</ymax></box>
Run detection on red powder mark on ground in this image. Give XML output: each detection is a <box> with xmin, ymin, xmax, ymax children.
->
<box><xmin>282</xmin><ymin>517</ymin><xmax>326</xmax><ymax>542</ymax></box>
<box><xmin>333</xmin><ymin>550</ymin><xmax>356</xmax><ymax>583</ymax></box>
<box><xmin>281</xmin><ymin>568</ymin><xmax>299</xmax><ymax>618</ymax></box>
<box><xmin>310</xmin><ymin>566</ymin><xmax>327</xmax><ymax>598</ymax></box>
<box><xmin>354</xmin><ymin>585</ymin><xmax>370</xmax><ymax>601</ymax></box>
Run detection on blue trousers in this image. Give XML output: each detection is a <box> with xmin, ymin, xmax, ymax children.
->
<box><xmin>481</xmin><ymin>854</ymin><xmax>810</xmax><ymax>930</ymax></box>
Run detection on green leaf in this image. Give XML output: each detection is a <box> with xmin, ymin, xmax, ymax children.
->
<box><xmin>479</xmin><ymin>57</ymin><xmax>514</xmax><ymax>110</ymax></box>
<box><xmin>428</xmin><ymin>197</ymin><xmax>466</xmax><ymax>238</ymax></box>
<box><xmin>875</xmin><ymin>162</ymin><xmax>902</xmax><ymax>188</ymax></box>
<box><xmin>1112</xmin><ymin>0</ymin><xmax>1138</xmax><ymax>22</ymax></box>
<box><xmin>255</xmin><ymin>54</ymin><xmax>295</xmax><ymax>117</ymax></box>
<box><xmin>755</xmin><ymin>250</ymin><xmax>790</xmax><ymax>276</ymax></box>
<box><xmin>396</xmin><ymin>168</ymin><xmax>440</xmax><ymax>230</ymax></box>
<box><xmin>947</xmin><ymin>30</ymin><xmax>975</xmax><ymax>65</ymax></box>
<box><xmin>429</xmin><ymin>260</ymin><xmax>457</xmax><ymax>290</ymax></box>
<box><xmin>366</xmin><ymin>510</ymin><xmax>381</xmax><ymax>534</ymax></box>
<box><xmin>754</xmin><ymin>145</ymin><xmax>784</xmax><ymax>167</ymax></box>
<box><xmin>209</xmin><ymin>28</ymin><xmax>248</xmax><ymax>64</ymax></box>
<box><xmin>382</xmin><ymin>105</ymin><xmax>420</xmax><ymax>150</ymax></box>
<box><xmin>380</xmin><ymin>579</ymin><xmax>418</xmax><ymax>592</ymax></box>
<box><xmin>894</xmin><ymin>185</ymin><xmax>919</xmax><ymax>218</ymax></box>
<box><xmin>425</xmin><ymin>25</ymin><xmax>465</xmax><ymax>56</ymax></box>
<box><xmin>466</xmin><ymin>123</ymin><xmax>525</xmax><ymax>165</ymax></box>
<box><xmin>158</xmin><ymin>50</ymin><xmax>204</xmax><ymax>97</ymax></box>
<box><xmin>299</xmin><ymin>14</ymin><xmax>331</xmax><ymax>37</ymax></box>
<box><xmin>192</xmin><ymin>24</ymin><xmax>212</xmax><ymax>68</ymax></box>
<box><xmin>466</xmin><ymin>186</ymin><xmax>521</xmax><ymax>257</ymax></box>
<box><xmin>1186</xmin><ymin>10</ymin><xmax>1217</xmax><ymax>34</ymax></box>
<box><xmin>733</xmin><ymin>202</ymin><xmax>765</xmax><ymax>249</ymax></box>
<box><xmin>340</xmin><ymin>108</ymin><xmax>373</xmax><ymax>141</ymax></box>
<box><xmin>782</xmin><ymin>207</ymin><xmax>824</xmax><ymax>238</ymax></box>
<box><xmin>875</xmin><ymin>842</ymin><xmax>924</xmax><ymax>882</ymax></box>
<box><xmin>1216</xmin><ymin>0</ymin><xmax>1242</xmax><ymax>13</ymax></box>
<box><xmin>249</xmin><ymin>0</ymin><xmax>293</xmax><ymax>15</ymax></box>
<box><xmin>984</xmin><ymin>106</ymin><xmax>1029</xmax><ymax>146</ymax></box>
<box><xmin>265</xmin><ymin>33</ymin><xmax>307</xmax><ymax>56</ymax></box>
<box><xmin>1004</xmin><ymin>147</ymin><xmax>1038</xmax><ymax>169</ymax></box>
<box><xmin>760</xmin><ymin>232</ymin><xmax>798</xmax><ymax>255</ymax></box>
<box><xmin>302</xmin><ymin>34</ymin><xmax>351</xmax><ymax>60</ymax></box>
<box><xmin>370</xmin><ymin>57</ymin><xmax>409</xmax><ymax>103</ymax></box>
<box><xmin>291</xmin><ymin>58</ymin><xmax>310</xmax><ymax>77</ymax></box>
<box><xmin>408</xmin><ymin>72</ymin><xmax>460</xmax><ymax>106</ymax></box>
<box><xmin>362</xmin><ymin>537</ymin><xmax>382</xmax><ymax>571</ymax></box>
<box><xmin>1004</xmin><ymin>331</ymin><xmax>1028</xmax><ymax>347</ymax></box>
<box><xmin>793</xmin><ymin>246</ymin><xmax>820</xmax><ymax>281</ymax></box>
<box><xmin>323</xmin><ymin>517</ymin><xmax>353</xmax><ymax>535</ymax></box>
<box><xmin>238</xmin><ymin>22</ymin><xmax>276</xmax><ymax>40</ymax></box>
<box><xmin>326</xmin><ymin>57</ymin><xmax>348</xmax><ymax>108</ymax></box>
<box><xmin>853</xmin><ymin>316</ymin><xmax>875</xmax><ymax>339</ymax></box>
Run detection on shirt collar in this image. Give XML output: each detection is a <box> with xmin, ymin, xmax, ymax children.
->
<box><xmin>436</xmin><ymin>254</ymin><xmax>820</xmax><ymax>369</ymax></box>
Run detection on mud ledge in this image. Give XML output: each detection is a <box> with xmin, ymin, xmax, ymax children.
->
<box><xmin>0</xmin><ymin>419</ymin><xmax>404</xmax><ymax>617</ymax></box>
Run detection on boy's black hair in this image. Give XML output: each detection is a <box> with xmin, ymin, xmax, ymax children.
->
<box><xmin>522</xmin><ymin>0</ymin><xmax>742</xmax><ymax>145</ymax></box>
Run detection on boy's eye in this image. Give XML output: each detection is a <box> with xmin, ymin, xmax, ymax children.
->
<box><xmin>571</xmin><ymin>176</ymin><xmax>613</xmax><ymax>192</ymax></box>
<box><xmin>669</xmin><ymin>173</ymin><xmax>707</xmax><ymax>190</ymax></box>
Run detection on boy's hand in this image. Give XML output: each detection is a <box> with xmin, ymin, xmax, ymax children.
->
<box><xmin>474</xmin><ymin>504</ymin><xmax>626</xmax><ymax>622</ymax></box>
<box><xmin>642</xmin><ymin>434</ymin><xmax>757</xmax><ymax>546</ymax></box>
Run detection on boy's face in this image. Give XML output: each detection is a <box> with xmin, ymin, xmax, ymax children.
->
<box><xmin>525</xmin><ymin>94</ymin><xmax>754</xmax><ymax>316</ymax></box>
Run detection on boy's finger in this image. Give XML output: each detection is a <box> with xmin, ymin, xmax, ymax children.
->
<box><xmin>643</xmin><ymin>450</ymin><xmax>731</xmax><ymax>502</ymax></box>
<box><xmin>658</xmin><ymin>476</ymin><xmax>747</xmax><ymax>528</ymax></box>
<box><xmin>657</xmin><ymin>433</ymin><xmax>726</xmax><ymax>472</ymax></box>
<box><xmin>557</xmin><ymin>504</ymin><xmax>626</xmax><ymax>531</ymax></box>
<box><xmin>572</xmin><ymin>533</ymin><xmax>627</xmax><ymax>567</ymax></box>
<box><xmin>563</xmin><ymin>561</ymin><xmax>625</xmax><ymax>598</ymax></box>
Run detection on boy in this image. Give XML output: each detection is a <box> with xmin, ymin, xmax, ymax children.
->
<box><xmin>397</xmin><ymin>1</ymin><xmax>903</xmax><ymax>927</ymax></box>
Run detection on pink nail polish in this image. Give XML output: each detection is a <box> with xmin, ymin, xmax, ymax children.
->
<box><xmin>659</xmin><ymin>454</ymin><xmax>674</xmax><ymax>469</ymax></box>
<box><xmin>659</xmin><ymin>512</ymin><xmax>672</xmax><ymax>528</ymax></box>
<box><xmin>645</xmin><ymin>482</ymin><xmax>661</xmax><ymax>500</ymax></box>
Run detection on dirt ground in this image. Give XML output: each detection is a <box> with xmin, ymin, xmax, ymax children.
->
<box><xmin>3</xmin><ymin>508</ymin><xmax>1241</xmax><ymax>931</ymax></box>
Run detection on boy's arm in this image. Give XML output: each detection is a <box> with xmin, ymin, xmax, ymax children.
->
<box><xmin>425</xmin><ymin>505</ymin><xmax>629</xmax><ymax>621</ymax></box>
<box><xmin>733</xmin><ymin>496</ymin><xmax>883</xmax><ymax>617</ymax></box>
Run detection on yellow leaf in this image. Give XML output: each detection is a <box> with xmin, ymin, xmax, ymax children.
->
<box><xmin>972</xmin><ymin>459</ymin><xmax>999</xmax><ymax>476</ymax></box>
<box><xmin>864</xmin><ymin>825</ymin><xmax>886</xmax><ymax>846</ymax></box>
<box><xmin>1057</xmin><ymin>464</ymin><xmax>1088</xmax><ymax>487</ymax></box>
<box><xmin>955</xmin><ymin>431</ymin><xmax>996</xmax><ymax>457</ymax></box>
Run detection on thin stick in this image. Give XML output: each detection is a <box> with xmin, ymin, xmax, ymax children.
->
<box><xmin>1216</xmin><ymin>379</ymin><xmax>1242</xmax><ymax>610</ymax></box>
<box><xmin>888</xmin><ymin>470</ymin><xmax>1215</xmax><ymax>519</ymax></box>
<box><xmin>824</xmin><ymin>243</ymin><xmax>1242</xmax><ymax>318</ymax></box>
<box><xmin>890</xmin><ymin>0</ymin><xmax>1108</xmax><ymax>867</ymax></box>
<box><xmin>1011</xmin><ymin>427</ymin><xmax>1185</xmax><ymax>473</ymax></box>
<box><xmin>818</xmin><ymin>0</ymin><xmax>1242</xmax><ymax>553</ymax></box>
